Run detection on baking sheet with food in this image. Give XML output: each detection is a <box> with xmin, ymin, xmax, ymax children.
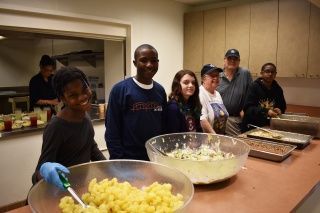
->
<box><xmin>240</xmin><ymin>137</ymin><xmax>296</xmax><ymax>162</ymax></box>
<box><xmin>243</xmin><ymin>128</ymin><xmax>312</xmax><ymax>149</ymax></box>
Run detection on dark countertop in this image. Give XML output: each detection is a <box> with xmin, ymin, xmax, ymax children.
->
<box><xmin>0</xmin><ymin>92</ymin><xmax>29</xmax><ymax>98</ymax></box>
<box><xmin>0</xmin><ymin>86</ymin><xmax>29</xmax><ymax>98</ymax></box>
<box><xmin>0</xmin><ymin>108</ymin><xmax>105</xmax><ymax>139</ymax></box>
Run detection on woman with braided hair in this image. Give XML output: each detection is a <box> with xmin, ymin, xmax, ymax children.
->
<box><xmin>31</xmin><ymin>66</ymin><xmax>105</xmax><ymax>190</ymax></box>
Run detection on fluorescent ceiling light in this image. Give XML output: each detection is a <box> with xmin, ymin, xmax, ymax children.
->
<box><xmin>0</xmin><ymin>36</ymin><xmax>6</xmax><ymax>40</ymax></box>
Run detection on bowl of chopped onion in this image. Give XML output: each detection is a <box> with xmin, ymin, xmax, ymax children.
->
<box><xmin>28</xmin><ymin>160</ymin><xmax>194</xmax><ymax>212</ymax></box>
<box><xmin>146</xmin><ymin>133</ymin><xmax>250</xmax><ymax>184</ymax></box>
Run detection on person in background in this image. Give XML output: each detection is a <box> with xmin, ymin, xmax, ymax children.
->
<box><xmin>217</xmin><ymin>49</ymin><xmax>252</xmax><ymax>136</ymax></box>
<box><xmin>241</xmin><ymin>63</ymin><xmax>286</xmax><ymax>132</ymax></box>
<box><xmin>32</xmin><ymin>67</ymin><xmax>106</xmax><ymax>189</ymax></box>
<box><xmin>29</xmin><ymin>54</ymin><xmax>59</xmax><ymax>112</ymax></box>
<box><xmin>105</xmin><ymin>44</ymin><xmax>167</xmax><ymax>160</ymax></box>
<box><xmin>199</xmin><ymin>64</ymin><xmax>229</xmax><ymax>134</ymax></box>
<box><xmin>166</xmin><ymin>70</ymin><xmax>202</xmax><ymax>133</ymax></box>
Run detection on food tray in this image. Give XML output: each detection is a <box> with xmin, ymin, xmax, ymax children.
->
<box><xmin>244</xmin><ymin>128</ymin><xmax>312</xmax><ymax>149</ymax></box>
<box><xmin>239</xmin><ymin>137</ymin><xmax>296</xmax><ymax>162</ymax></box>
<box><xmin>271</xmin><ymin>114</ymin><xmax>320</xmax><ymax>138</ymax></box>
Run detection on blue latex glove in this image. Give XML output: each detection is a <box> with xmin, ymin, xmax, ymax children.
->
<box><xmin>40</xmin><ymin>162</ymin><xmax>70</xmax><ymax>190</ymax></box>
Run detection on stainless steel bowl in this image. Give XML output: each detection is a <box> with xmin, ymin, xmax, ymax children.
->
<box><xmin>146</xmin><ymin>133</ymin><xmax>250</xmax><ymax>184</ymax></box>
<box><xmin>28</xmin><ymin>160</ymin><xmax>194</xmax><ymax>212</ymax></box>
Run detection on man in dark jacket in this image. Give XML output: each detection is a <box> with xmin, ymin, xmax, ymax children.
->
<box><xmin>241</xmin><ymin>63</ymin><xmax>286</xmax><ymax>132</ymax></box>
<box><xmin>29</xmin><ymin>55</ymin><xmax>59</xmax><ymax>111</ymax></box>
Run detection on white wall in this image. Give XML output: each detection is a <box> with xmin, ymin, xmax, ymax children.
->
<box><xmin>104</xmin><ymin>40</ymin><xmax>125</xmax><ymax>102</ymax></box>
<box><xmin>0</xmin><ymin>0</ymin><xmax>188</xmax><ymax>93</ymax></box>
<box><xmin>277</xmin><ymin>78</ymin><xmax>320</xmax><ymax>107</ymax></box>
<box><xmin>0</xmin><ymin>39</ymin><xmax>36</xmax><ymax>87</ymax></box>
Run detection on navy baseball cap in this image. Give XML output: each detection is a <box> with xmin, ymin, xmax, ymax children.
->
<box><xmin>225</xmin><ymin>49</ymin><xmax>240</xmax><ymax>58</ymax></box>
<box><xmin>200</xmin><ymin>64</ymin><xmax>223</xmax><ymax>77</ymax></box>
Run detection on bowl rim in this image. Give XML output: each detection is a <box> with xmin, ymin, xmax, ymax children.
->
<box><xmin>145</xmin><ymin>132</ymin><xmax>250</xmax><ymax>162</ymax></box>
<box><xmin>28</xmin><ymin>159</ymin><xmax>194</xmax><ymax>212</ymax></box>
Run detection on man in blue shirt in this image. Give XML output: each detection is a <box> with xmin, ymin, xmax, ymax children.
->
<box><xmin>105</xmin><ymin>44</ymin><xmax>167</xmax><ymax>160</ymax></box>
<box><xmin>217</xmin><ymin>49</ymin><xmax>252</xmax><ymax>136</ymax></box>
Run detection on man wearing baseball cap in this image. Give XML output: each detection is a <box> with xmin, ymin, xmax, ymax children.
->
<box><xmin>199</xmin><ymin>64</ymin><xmax>229</xmax><ymax>134</ymax></box>
<box><xmin>217</xmin><ymin>49</ymin><xmax>252</xmax><ymax>136</ymax></box>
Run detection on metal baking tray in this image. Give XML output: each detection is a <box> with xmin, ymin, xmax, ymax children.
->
<box><xmin>244</xmin><ymin>128</ymin><xmax>312</xmax><ymax>149</ymax></box>
<box><xmin>239</xmin><ymin>137</ymin><xmax>296</xmax><ymax>162</ymax></box>
<box><xmin>271</xmin><ymin>114</ymin><xmax>320</xmax><ymax>138</ymax></box>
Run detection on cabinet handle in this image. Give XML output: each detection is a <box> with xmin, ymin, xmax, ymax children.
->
<box><xmin>316</xmin><ymin>75</ymin><xmax>320</xmax><ymax>78</ymax></box>
<box><xmin>309</xmin><ymin>74</ymin><xmax>313</xmax><ymax>78</ymax></box>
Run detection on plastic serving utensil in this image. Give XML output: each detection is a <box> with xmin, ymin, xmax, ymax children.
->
<box><xmin>247</xmin><ymin>124</ymin><xmax>283</xmax><ymax>139</ymax></box>
<box><xmin>58</xmin><ymin>171</ymin><xmax>88</xmax><ymax>209</ymax></box>
<box><xmin>150</xmin><ymin>145</ymin><xmax>167</xmax><ymax>156</ymax></box>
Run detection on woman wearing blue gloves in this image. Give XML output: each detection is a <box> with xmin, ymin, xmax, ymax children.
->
<box><xmin>32</xmin><ymin>67</ymin><xmax>106</xmax><ymax>190</ymax></box>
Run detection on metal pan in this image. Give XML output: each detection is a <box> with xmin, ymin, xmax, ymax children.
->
<box><xmin>244</xmin><ymin>128</ymin><xmax>312</xmax><ymax>149</ymax></box>
<box><xmin>239</xmin><ymin>137</ymin><xmax>296</xmax><ymax>162</ymax></box>
<box><xmin>271</xmin><ymin>114</ymin><xmax>320</xmax><ymax>138</ymax></box>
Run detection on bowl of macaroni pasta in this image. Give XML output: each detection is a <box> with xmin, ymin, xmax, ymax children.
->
<box><xmin>28</xmin><ymin>160</ymin><xmax>194</xmax><ymax>213</ymax></box>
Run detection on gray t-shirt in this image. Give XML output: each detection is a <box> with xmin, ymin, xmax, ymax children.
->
<box><xmin>217</xmin><ymin>67</ymin><xmax>252</xmax><ymax>116</ymax></box>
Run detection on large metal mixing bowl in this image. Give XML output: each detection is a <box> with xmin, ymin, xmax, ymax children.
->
<box><xmin>146</xmin><ymin>133</ymin><xmax>250</xmax><ymax>184</ymax></box>
<box><xmin>28</xmin><ymin>160</ymin><xmax>194</xmax><ymax>212</ymax></box>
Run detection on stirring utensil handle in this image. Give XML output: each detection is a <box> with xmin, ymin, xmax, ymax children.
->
<box><xmin>58</xmin><ymin>171</ymin><xmax>88</xmax><ymax>209</ymax></box>
<box><xmin>247</xmin><ymin>124</ymin><xmax>273</xmax><ymax>134</ymax></box>
<box><xmin>154</xmin><ymin>146</ymin><xmax>168</xmax><ymax>156</ymax></box>
<box><xmin>67</xmin><ymin>187</ymin><xmax>87</xmax><ymax>209</ymax></box>
<box><xmin>58</xmin><ymin>171</ymin><xmax>71</xmax><ymax>189</ymax></box>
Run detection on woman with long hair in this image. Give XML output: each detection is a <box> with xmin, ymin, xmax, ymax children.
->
<box><xmin>165</xmin><ymin>69</ymin><xmax>202</xmax><ymax>133</ymax></box>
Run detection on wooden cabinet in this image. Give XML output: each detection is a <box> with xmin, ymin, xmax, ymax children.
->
<box><xmin>184</xmin><ymin>0</ymin><xmax>318</xmax><ymax>79</ymax></box>
<box><xmin>184</xmin><ymin>11</ymin><xmax>203</xmax><ymax>73</ymax></box>
<box><xmin>226</xmin><ymin>4</ymin><xmax>250</xmax><ymax>69</ymax></box>
<box><xmin>307</xmin><ymin>4</ymin><xmax>320</xmax><ymax>79</ymax></box>
<box><xmin>203</xmin><ymin>8</ymin><xmax>226</xmax><ymax>69</ymax></box>
<box><xmin>277</xmin><ymin>0</ymin><xmax>310</xmax><ymax>77</ymax></box>
<box><xmin>249</xmin><ymin>0</ymin><xmax>278</xmax><ymax>77</ymax></box>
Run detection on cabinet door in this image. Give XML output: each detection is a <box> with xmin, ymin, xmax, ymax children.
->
<box><xmin>184</xmin><ymin>11</ymin><xmax>203</xmax><ymax>73</ymax></box>
<box><xmin>277</xmin><ymin>0</ymin><xmax>310</xmax><ymax>77</ymax></box>
<box><xmin>203</xmin><ymin>8</ymin><xmax>226</xmax><ymax>69</ymax></box>
<box><xmin>307</xmin><ymin>4</ymin><xmax>320</xmax><ymax>79</ymax></box>
<box><xmin>226</xmin><ymin>4</ymin><xmax>250</xmax><ymax>69</ymax></box>
<box><xmin>249</xmin><ymin>0</ymin><xmax>278</xmax><ymax>77</ymax></box>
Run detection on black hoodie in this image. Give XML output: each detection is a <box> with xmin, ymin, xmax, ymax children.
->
<box><xmin>241</xmin><ymin>78</ymin><xmax>286</xmax><ymax>132</ymax></box>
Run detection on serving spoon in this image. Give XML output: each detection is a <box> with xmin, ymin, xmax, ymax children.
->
<box><xmin>150</xmin><ymin>144</ymin><xmax>168</xmax><ymax>156</ymax></box>
<box><xmin>247</xmin><ymin>124</ymin><xmax>283</xmax><ymax>139</ymax></box>
<box><xmin>58</xmin><ymin>171</ymin><xmax>89</xmax><ymax>209</ymax></box>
